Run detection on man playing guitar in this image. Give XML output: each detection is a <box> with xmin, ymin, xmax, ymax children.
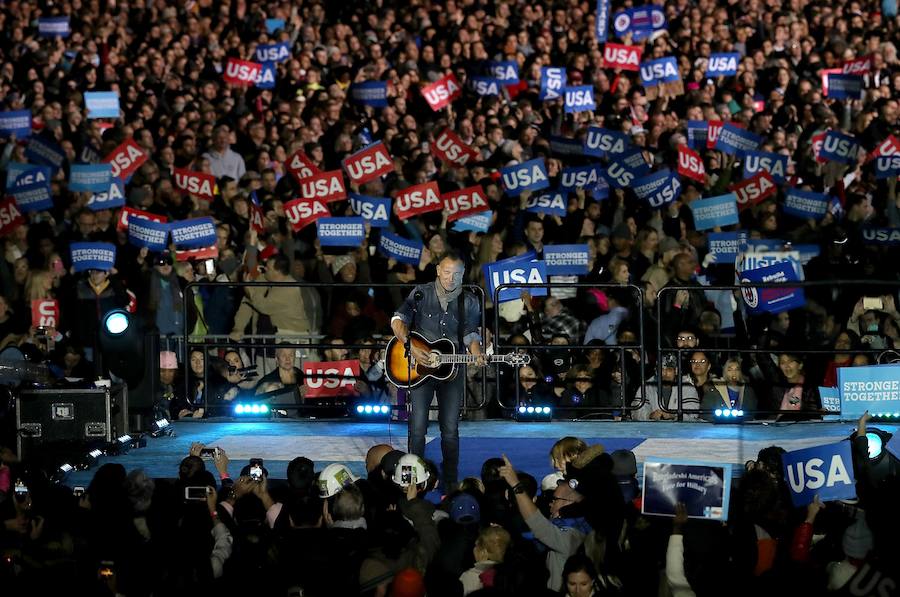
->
<box><xmin>390</xmin><ymin>250</ymin><xmax>485</xmax><ymax>489</ymax></box>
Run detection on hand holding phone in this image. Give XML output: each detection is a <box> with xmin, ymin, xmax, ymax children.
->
<box><xmin>863</xmin><ymin>296</ymin><xmax>884</xmax><ymax>311</ymax></box>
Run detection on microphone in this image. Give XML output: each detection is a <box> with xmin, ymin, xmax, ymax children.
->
<box><xmin>413</xmin><ymin>290</ymin><xmax>424</xmax><ymax>302</ymax></box>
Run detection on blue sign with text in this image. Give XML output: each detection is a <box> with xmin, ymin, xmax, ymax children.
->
<box><xmin>642</xmin><ymin>459</ymin><xmax>732</xmax><ymax>520</ymax></box>
<box><xmin>782</xmin><ymin>442</ymin><xmax>856</xmax><ymax>506</ymax></box>
<box><xmin>70</xmin><ymin>242</ymin><xmax>116</xmax><ymax>272</ymax></box>
<box><xmin>838</xmin><ymin>364</ymin><xmax>900</xmax><ymax>418</ymax></box>
<box><xmin>691</xmin><ymin>193</ymin><xmax>739</xmax><ymax>230</ymax></box>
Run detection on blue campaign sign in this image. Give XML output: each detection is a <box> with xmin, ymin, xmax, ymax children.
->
<box><xmin>25</xmin><ymin>135</ymin><xmax>66</xmax><ymax>171</ymax></box>
<box><xmin>255</xmin><ymin>62</ymin><xmax>276</xmax><ymax>89</ymax></box>
<box><xmin>469</xmin><ymin>77</ymin><xmax>502</xmax><ymax>96</ymax></box>
<box><xmin>378</xmin><ymin>232</ymin><xmax>423</xmax><ymax>265</ymax></box>
<box><xmin>838</xmin><ymin>364</ymin><xmax>900</xmax><ymax>418</ymax></box>
<box><xmin>349</xmin><ymin>193</ymin><xmax>391</xmax><ymax>227</ymax></box>
<box><xmin>714</xmin><ymin>123</ymin><xmax>762</xmax><ymax>156</ymax></box>
<box><xmin>549</xmin><ymin>136</ymin><xmax>582</xmax><ymax>156</ymax></box>
<box><xmin>687</xmin><ymin>120</ymin><xmax>707</xmax><ymax>149</ymax></box>
<box><xmin>84</xmin><ymin>92</ymin><xmax>120</xmax><ymax>119</ymax></box>
<box><xmin>633</xmin><ymin>169</ymin><xmax>682</xmax><ymax>208</ymax></box>
<box><xmin>255</xmin><ymin>41</ymin><xmax>291</xmax><ymax>63</ymax></box>
<box><xmin>128</xmin><ymin>218</ymin><xmax>170</xmax><ymax>251</ymax></box>
<box><xmin>739</xmin><ymin>260</ymin><xmax>805</xmax><ymax>314</ymax></box>
<box><xmin>595</xmin><ymin>0</ymin><xmax>610</xmax><ymax>42</ymax></box>
<box><xmin>0</xmin><ymin>110</ymin><xmax>32</xmax><ymax>138</ymax></box>
<box><xmin>88</xmin><ymin>178</ymin><xmax>125</xmax><ymax>211</ymax></box>
<box><xmin>690</xmin><ymin>193</ymin><xmax>739</xmax><ymax>230</ymax></box>
<box><xmin>603</xmin><ymin>158</ymin><xmax>639</xmax><ymax>189</ymax></box>
<box><xmin>784</xmin><ymin>188</ymin><xmax>830</xmax><ymax>220</ymax></box>
<box><xmin>827</xmin><ymin>74</ymin><xmax>864</xmax><ymax>100</ymax></box>
<box><xmin>563</xmin><ymin>86</ymin><xmax>596</xmax><ymax>113</ymax></box>
<box><xmin>70</xmin><ymin>242</ymin><xmax>116</xmax><ymax>272</ymax></box>
<box><xmin>484</xmin><ymin>255</ymin><xmax>548</xmax><ymax>302</ymax></box>
<box><xmin>639</xmin><ymin>57</ymin><xmax>680</xmax><ymax>87</ymax></box>
<box><xmin>708</xmin><ymin>231</ymin><xmax>748</xmax><ymax>263</ymax></box>
<box><xmin>544</xmin><ymin>244</ymin><xmax>590</xmax><ymax>275</ymax></box>
<box><xmin>316</xmin><ymin>217</ymin><xmax>366</xmax><ymax>247</ymax></box>
<box><xmin>583</xmin><ymin>126</ymin><xmax>629</xmax><ymax>157</ymax></box>
<box><xmin>888</xmin><ymin>433</ymin><xmax>900</xmax><ymax>460</ymax></box>
<box><xmin>782</xmin><ymin>441</ymin><xmax>856</xmax><ymax>507</ymax></box>
<box><xmin>69</xmin><ymin>163</ymin><xmax>112</xmax><ymax>192</ymax></box>
<box><xmin>540</xmin><ymin>67</ymin><xmax>566</xmax><ymax>101</ymax></box>
<box><xmin>743</xmin><ymin>150</ymin><xmax>788</xmax><ymax>184</ymax></box>
<box><xmin>641</xmin><ymin>459</ymin><xmax>732</xmax><ymax>521</ymax></box>
<box><xmin>819</xmin><ymin>131</ymin><xmax>861</xmax><ymax>164</ymax></box>
<box><xmin>613</xmin><ymin>5</ymin><xmax>666</xmax><ymax>41</ymax></box>
<box><xmin>874</xmin><ymin>155</ymin><xmax>900</xmax><ymax>179</ymax></box>
<box><xmin>861</xmin><ymin>228</ymin><xmax>900</xmax><ymax>245</ymax></box>
<box><xmin>265</xmin><ymin>18</ymin><xmax>285</xmax><ymax>33</ymax></box>
<box><xmin>38</xmin><ymin>17</ymin><xmax>70</xmax><ymax>37</ymax></box>
<box><xmin>818</xmin><ymin>387</ymin><xmax>842</xmax><ymax>418</ymax></box>
<box><xmin>11</xmin><ymin>169</ymin><xmax>53</xmax><ymax>213</ymax></box>
<box><xmin>486</xmin><ymin>61</ymin><xmax>519</xmax><ymax>83</ymax></box>
<box><xmin>592</xmin><ymin>175</ymin><xmax>610</xmax><ymax>200</ymax></box>
<box><xmin>170</xmin><ymin>217</ymin><xmax>217</xmax><ymax>249</ymax></box>
<box><xmin>559</xmin><ymin>164</ymin><xmax>604</xmax><ymax>191</ymax></box>
<box><xmin>6</xmin><ymin>163</ymin><xmax>49</xmax><ymax>191</ymax></box>
<box><xmin>500</xmin><ymin>158</ymin><xmax>550</xmax><ymax>196</ymax></box>
<box><xmin>706</xmin><ymin>53</ymin><xmax>740</xmax><ymax>77</ymax></box>
<box><xmin>525</xmin><ymin>190</ymin><xmax>567</xmax><ymax>216</ymax></box>
<box><xmin>619</xmin><ymin>147</ymin><xmax>651</xmax><ymax>177</ymax></box>
<box><xmin>350</xmin><ymin>81</ymin><xmax>389</xmax><ymax>108</ymax></box>
<box><xmin>452</xmin><ymin>211</ymin><xmax>492</xmax><ymax>233</ymax></box>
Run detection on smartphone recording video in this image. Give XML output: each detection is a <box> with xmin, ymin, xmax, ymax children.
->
<box><xmin>184</xmin><ymin>486</ymin><xmax>209</xmax><ymax>501</ymax></box>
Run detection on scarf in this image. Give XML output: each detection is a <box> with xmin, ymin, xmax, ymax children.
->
<box><xmin>434</xmin><ymin>279</ymin><xmax>462</xmax><ymax>311</ymax></box>
<box><xmin>330</xmin><ymin>518</ymin><xmax>367</xmax><ymax>530</ymax></box>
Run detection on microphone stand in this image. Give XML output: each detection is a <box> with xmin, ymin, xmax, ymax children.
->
<box><xmin>406</xmin><ymin>290</ymin><xmax>423</xmax><ymax>453</ymax></box>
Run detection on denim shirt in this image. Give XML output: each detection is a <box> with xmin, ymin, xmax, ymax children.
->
<box><xmin>393</xmin><ymin>283</ymin><xmax>482</xmax><ymax>350</ymax></box>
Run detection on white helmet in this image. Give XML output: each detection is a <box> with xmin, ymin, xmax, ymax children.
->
<box><xmin>318</xmin><ymin>463</ymin><xmax>358</xmax><ymax>498</ymax></box>
<box><xmin>391</xmin><ymin>454</ymin><xmax>430</xmax><ymax>487</ymax></box>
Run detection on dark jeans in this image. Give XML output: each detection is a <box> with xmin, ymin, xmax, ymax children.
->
<box><xmin>408</xmin><ymin>369</ymin><xmax>465</xmax><ymax>486</ymax></box>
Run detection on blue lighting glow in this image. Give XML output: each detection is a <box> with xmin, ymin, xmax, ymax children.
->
<box><xmin>866</xmin><ymin>432</ymin><xmax>884</xmax><ymax>459</ymax></box>
<box><xmin>104</xmin><ymin>311</ymin><xmax>130</xmax><ymax>335</ymax></box>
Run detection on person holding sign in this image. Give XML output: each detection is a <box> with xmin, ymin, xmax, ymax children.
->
<box><xmin>390</xmin><ymin>250</ymin><xmax>484</xmax><ymax>489</ymax></box>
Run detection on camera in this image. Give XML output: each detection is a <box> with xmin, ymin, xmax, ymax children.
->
<box><xmin>249</xmin><ymin>465</ymin><xmax>263</xmax><ymax>481</ymax></box>
<box><xmin>14</xmin><ymin>480</ymin><xmax>28</xmax><ymax>502</ymax></box>
<box><xmin>73</xmin><ymin>486</ymin><xmax>85</xmax><ymax>497</ymax></box>
<box><xmin>863</xmin><ymin>296</ymin><xmax>884</xmax><ymax>311</ymax></box>
<box><xmin>199</xmin><ymin>447</ymin><xmax>220</xmax><ymax>459</ymax></box>
<box><xmin>184</xmin><ymin>486</ymin><xmax>209</xmax><ymax>501</ymax></box>
<box><xmin>400</xmin><ymin>464</ymin><xmax>415</xmax><ymax>485</ymax></box>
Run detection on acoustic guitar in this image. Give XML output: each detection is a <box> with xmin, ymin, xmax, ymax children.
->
<box><xmin>385</xmin><ymin>331</ymin><xmax>530</xmax><ymax>388</ymax></box>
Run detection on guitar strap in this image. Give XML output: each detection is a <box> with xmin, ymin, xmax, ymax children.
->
<box><xmin>456</xmin><ymin>290</ymin><xmax>466</xmax><ymax>355</ymax></box>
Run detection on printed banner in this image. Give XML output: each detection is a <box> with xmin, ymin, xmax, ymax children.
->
<box><xmin>819</xmin><ymin>131</ymin><xmax>861</xmax><ymax>164</ymax></box>
<box><xmin>819</xmin><ymin>386</ymin><xmax>842</xmax><ymax>415</ymax></box>
<box><xmin>544</xmin><ymin>244</ymin><xmax>590</xmax><ymax>275</ymax></box>
<box><xmin>874</xmin><ymin>155</ymin><xmax>900</xmax><ymax>179</ymax></box>
<box><xmin>431</xmin><ymin>128</ymin><xmax>479</xmax><ymax>167</ymax></box>
<box><xmin>11</xmin><ymin>168</ymin><xmax>53</xmax><ymax>212</ymax></box>
<box><xmin>350</xmin><ymin>81</ymin><xmax>389</xmax><ymax>108</ymax></box>
<box><xmin>539</xmin><ymin>67</ymin><xmax>566</xmax><ymax>100</ymax></box>
<box><xmin>348</xmin><ymin>194</ymin><xmax>391</xmax><ymax>227</ymax></box>
<box><xmin>642</xmin><ymin>459</ymin><xmax>732</xmax><ymax>520</ymax></box>
<box><xmin>714</xmin><ymin>123</ymin><xmax>762</xmax><ymax>156</ymax></box>
<box><xmin>826</xmin><ymin>74</ymin><xmax>864</xmax><ymax>100</ymax></box>
<box><xmin>25</xmin><ymin>135</ymin><xmax>66</xmax><ymax>171</ymax></box>
<box><xmin>559</xmin><ymin>164</ymin><xmax>604</xmax><ymax>192</ymax></box>
<box><xmin>861</xmin><ymin>228</ymin><xmax>900</xmax><ymax>245</ymax></box>
<box><xmin>782</xmin><ymin>442</ymin><xmax>856</xmax><ymax>507</ymax></box>
<box><xmin>595</xmin><ymin>0</ymin><xmax>610</xmax><ymax>42</ymax></box>
<box><xmin>500</xmin><ymin>158</ymin><xmax>550</xmax><ymax>196</ymax></box>
<box><xmin>563</xmin><ymin>86</ymin><xmax>596</xmax><ymax>113</ymax></box>
<box><xmin>486</xmin><ymin>61</ymin><xmax>519</xmax><ymax>83</ymax></box>
<box><xmin>868</xmin><ymin>134</ymin><xmax>900</xmax><ymax>162</ymax></box>
<box><xmin>705</xmin><ymin>53</ymin><xmax>740</xmax><ymax>77</ymax></box>
<box><xmin>128</xmin><ymin>218</ymin><xmax>170</xmax><ymax>251</ymax></box>
<box><xmin>265</xmin><ymin>18</ymin><xmax>285</xmax><ymax>33</ymax></box>
<box><xmin>687</xmin><ymin>120</ymin><xmax>707</xmax><ymax>149</ymax></box>
<box><xmin>421</xmin><ymin>74</ymin><xmax>462</xmax><ymax>111</ymax></box>
<box><xmin>525</xmin><ymin>191</ymin><xmax>567</xmax><ymax>216</ymax></box>
<box><xmin>255</xmin><ymin>62</ymin><xmax>276</xmax><ymax>89</ymax></box>
<box><xmin>619</xmin><ymin>147</ymin><xmax>651</xmax><ymax>177</ymax></box>
<box><xmin>677</xmin><ymin>145</ymin><xmax>706</xmax><ymax>183</ymax></box>
<box><xmin>6</xmin><ymin>163</ymin><xmax>47</xmax><ymax>190</ymax></box>
<box><xmin>639</xmin><ymin>57</ymin><xmax>680</xmax><ymax>87</ymax></box>
<box><xmin>602</xmin><ymin>43</ymin><xmax>642</xmax><ymax>71</ymax></box>
<box><xmin>0</xmin><ymin>110</ymin><xmax>32</xmax><ymax>137</ymax></box>
<box><xmin>169</xmin><ymin>217</ymin><xmax>217</xmax><ymax>249</ymax></box>
<box><xmin>284</xmin><ymin>198</ymin><xmax>329</xmax><ymax>231</ymax></box>
<box><xmin>31</xmin><ymin>299</ymin><xmax>59</xmax><ymax>329</ymax></box>
<box><xmin>730</xmin><ymin>171</ymin><xmax>777</xmax><ymax>210</ymax></box>
<box><xmin>0</xmin><ymin>196</ymin><xmax>25</xmax><ymax>236</ymax></box>
<box><xmin>442</xmin><ymin>185</ymin><xmax>489</xmax><ymax>222</ymax></box>
<box><xmin>633</xmin><ymin>169</ymin><xmax>682</xmax><ymax>208</ymax></box>
<box><xmin>38</xmin><ymin>17</ymin><xmax>70</xmax><ymax>37</ymax></box>
<box><xmin>783</xmin><ymin>188</ymin><xmax>830</xmax><ymax>220</ymax></box>
<box><xmin>255</xmin><ymin>41</ymin><xmax>290</xmax><ymax>63</ymax></box>
<box><xmin>173</xmin><ymin>168</ymin><xmax>217</xmax><ymax>200</ymax></box>
<box><xmin>838</xmin><ymin>364</ymin><xmax>900</xmax><ymax>418</ymax></box>
<box><xmin>706</xmin><ymin>120</ymin><xmax>725</xmax><ymax>149</ymax></box>
<box><xmin>84</xmin><ymin>92</ymin><xmax>120</xmax><ymax>119</ymax></box>
<box><xmin>303</xmin><ymin>360</ymin><xmax>360</xmax><ymax>398</ymax></box>
<box><xmin>175</xmin><ymin>245</ymin><xmax>219</xmax><ymax>262</ymax></box>
<box><xmin>378</xmin><ymin>232</ymin><xmax>423</xmax><ymax>265</ymax></box>
<box><xmin>707</xmin><ymin>231</ymin><xmax>748</xmax><ymax>263</ymax></box>
<box><xmin>342</xmin><ymin>142</ymin><xmax>394</xmax><ymax>185</ymax></box>
<box><xmin>87</xmin><ymin>177</ymin><xmax>126</xmax><ymax>211</ymax></box>
<box><xmin>116</xmin><ymin>206</ymin><xmax>166</xmax><ymax>233</ymax></box>
<box><xmin>484</xmin><ymin>255</ymin><xmax>548</xmax><ymax>302</ymax></box>
<box><xmin>69</xmin><ymin>164</ymin><xmax>112</xmax><ymax>193</ymax></box>
<box><xmin>691</xmin><ymin>193</ymin><xmax>739</xmax><ymax>230</ymax></box>
<box><xmin>286</xmin><ymin>148</ymin><xmax>321</xmax><ymax>181</ymax></box>
<box><xmin>297</xmin><ymin>170</ymin><xmax>347</xmax><ymax>203</ymax></box>
<box><xmin>842</xmin><ymin>55</ymin><xmax>871</xmax><ymax>75</ymax></box>
<box><xmin>70</xmin><ymin>242</ymin><xmax>116</xmax><ymax>272</ymax></box>
<box><xmin>583</xmin><ymin>127</ymin><xmax>629</xmax><ymax>157</ymax></box>
<box><xmin>104</xmin><ymin>138</ymin><xmax>148</xmax><ymax>181</ymax></box>
<box><xmin>316</xmin><ymin>217</ymin><xmax>366</xmax><ymax>247</ymax></box>
<box><xmin>452</xmin><ymin>211</ymin><xmax>493</xmax><ymax>233</ymax></box>
<box><xmin>743</xmin><ymin>150</ymin><xmax>788</xmax><ymax>184</ymax></box>
<box><xmin>393</xmin><ymin>181</ymin><xmax>442</xmax><ymax>220</ymax></box>
<box><xmin>738</xmin><ymin>261</ymin><xmax>805</xmax><ymax>314</ymax></box>
<box><xmin>223</xmin><ymin>58</ymin><xmax>262</xmax><ymax>87</ymax></box>
<box><xmin>613</xmin><ymin>5</ymin><xmax>666</xmax><ymax>40</ymax></box>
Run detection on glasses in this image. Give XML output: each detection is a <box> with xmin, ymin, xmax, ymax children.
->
<box><xmin>689</xmin><ymin>359</ymin><xmax>708</xmax><ymax>365</ymax></box>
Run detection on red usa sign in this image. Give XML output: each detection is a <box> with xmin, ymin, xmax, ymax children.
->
<box><xmin>842</xmin><ymin>55</ymin><xmax>871</xmax><ymax>75</ymax></box>
<box><xmin>342</xmin><ymin>142</ymin><xmax>394</xmax><ymax>184</ymax></box>
<box><xmin>250</xmin><ymin>201</ymin><xmax>265</xmax><ymax>233</ymax></box>
<box><xmin>0</xmin><ymin>196</ymin><xmax>24</xmax><ymax>237</ymax></box>
<box><xmin>104</xmin><ymin>138</ymin><xmax>148</xmax><ymax>181</ymax></box>
<box><xmin>706</xmin><ymin>121</ymin><xmax>725</xmax><ymax>150</ymax></box>
<box><xmin>175</xmin><ymin>245</ymin><xmax>219</xmax><ymax>262</ymax></box>
<box><xmin>729</xmin><ymin>171</ymin><xmax>777</xmax><ymax>209</ymax></box>
<box><xmin>867</xmin><ymin>134</ymin><xmax>900</xmax><ymax>162</ymax></box>
<box><xmin>31</xmin><ymin>299</ymin><xmax>59</xmax><ymax>329</ymax></box>
<box><xmin>602</xmin><ymin>43</ymin><xmax>642</xmax><ymax>71</ymax></box>
<box><xmin>223</xmin><ymin>57</ymin><xmax>262</xmax><ymax>87</ymax></box>
<box><xmin>677</xmin><ymin>145</ymin><xmax>706</xmax><ymax>183</ymax></box>
<box><xmin>298</xmin><ymin>170</ymin><xmax>347</xmax><ymax>203</ymax></box>
<box><xmin>173</xmin><ymin>168</ymin><xmax>216</xmax><ymax>200</ymax></box>
<box><xmin>117</xmin><ymin>206</ymin><xmax>167</xmax><ymax>232</ymax></box>
<box><xmin>287</xmin><ymin>148</ymin><xmax>321</xmax><ymax>181</ymax></box>
<box><xmin>284</xmin><ymin>197</ymin><xmax>329</xmax><ymax>231</ymax></box>
<box><xmin>442</xmin><ymin>185</ymin><xmax>489</xmax><ymax>222</ymax></box>
<box><xmin>303</xmin><ymin>359</ymin><xmax>360</xmax><ymax>398</ymax></box>
<box><xmin>394</xmin><ymin>181</ymin><xmax>442</xmax><ymax>220</ymax></box>
<box><xmin>811</xmin><ymin>132</ymin><xmax>827</xmax><ymax>163</ymax></box>
<box><xmin>431</xmin><ymin>128</ymin><xmax>479</xmax><ymax>167</ymax></box>
<box><xmin>420</xmin><ymin>73</ymin><xmax>462</xmax><ymax>111</ymax></box>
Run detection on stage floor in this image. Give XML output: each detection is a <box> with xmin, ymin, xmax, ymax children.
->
<box><xmin>64</xmin><ymin>418</ymin><xmax>891</xmax><ymax>488</ymax></box>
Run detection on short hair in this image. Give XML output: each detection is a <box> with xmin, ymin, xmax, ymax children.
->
<box><xmin>481</xmin><ymin>457</ymin><xmax>505</xmax><ymax>484</ymax></box>
<box><xmin>550</xmin><ymin>437</ymin><xmax>587</xmax><ymax>467</ymax></box>
<box><xmin>438</xmin><ymin>249</ymin><xmax>464</xmax><ymax>265</ymax></box>
<box><xmin>287</xmin><ymin>457</ymin><xmax>315</xmax><ymax>492</ymax></box>
<box><xmin>332</xmin><ymin>484</ymin><xmax>365</xmax><ymax>521</ymax></box>
<box><xmin>267</xmin><ymin>254</ymin><xmax>290</xmax><ymax>275</ymax></box>
<box><xmin>287</xmin><ymin>494</ymin><xmax>323</xmax><ymax>527</ymax></box>
<box><xmin>476</xmin><ymin>526</ymin><xmax>512</xmax><ymax>562</ymax></box>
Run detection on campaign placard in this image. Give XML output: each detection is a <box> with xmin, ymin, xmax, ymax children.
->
<box><xmin>715</xmin><ymin>123</ymin><xmax>762</xmax><ymax>156</ymax></box>
<box><xmin>70</xmin><ymin>242</ymin><xmax>116</xmax><ymax>272</ymax></box>
<box><xmin>223</xmin><ymin>58</ymin><xmax>262</xmax><ymax>87</ymax></box>
<box><xmin>0</xmin><ymin>110</ymin><xmax>32</xmax><ymax>138</ymax></box>
<box><xmin>255</xmin><ymin>62</ymin><xmax>276</xmax><ymax>89</ymax></box>
<box><xmin>584</xmin><ymin>127</ymin><xmax>629</xmax><ymax>157</ymax></box>
<box><xmin>11</xmin><ymin>167</ymin><xmax>53</xmax><ymax>212</ymax></box>
<box><xmin>469</xmin><ymin>77</ymin><xmax>502</xmax><ymax>96</ymax></box>
<box><xmin>707</xmin><ymin>231</ymin><xmax>748</xmax><ymax>263</ymax></box>
<box><xmin>838</xmin><ymin>364</ymin><xmax>900</xmax><ymax>418</ymax></box>
<box><xmin>452</xmin><ymin>211</ymin><xmax>492</xmax><ymax>233</ymax></box>
<box><xmin>31</xmin><ymin>299</ymin><xmax>60</xmax><ymax>329</ymax></box>
<box><xmin>265</xmin><ymin>18</ymin><xmax>285</xmax><ymax>33</ymax></box>
<box><xmin>595</xmin><ymin>0</ymin><xmax>610</xmax><ymax>42</ymax></box>
<box><xmin>284</xmin><ymin>198</ymin><xmax>329</xmax><ymax>231</ymax></box>
<box><xmin>420</xmin><ymin>74</ymin><xmax>462</xmax><ymax>111</ymax></box>
<box><xmin>116</xmin><ymin>206</ymin><xmax>166</xmax><ymax>232</ymax></box>
<box><xmin>819</xmin><ymin>131</ymin><xmax>861</xmax><ymax>164</ymax></box>
<box><xmin>84</xmin><ymin>92</ymin><xmax>120</xmax><ymax>119</ymax></box>
<box><xmin>303</xmin><ymin>359</ymin><xmax>360</xmax><ymax>398</ymax></box>
<box><xmin>677</xmin><ymin>145</ymin><xmax>706</xmax><ymax>183</ymax></box>
<box><xmin>500</xmin><ymin>158</ymin><xmax>550</xmax><ymax>196</ymax></box>
<box><xmin>342</xmin><ymin>142</ymin><xmax>394</xmax><ymax>185</ymax></box>
<box><xmin>69</xmin><ymin>164</ymin><xmax>112</xmax><ymax>193</ymax></box>
<box><xmin>431</xmin><ymin>128</ymin><xmax>479</xmax><ymax>167</ymax></box>
<box><xmin>297</xmin><ymin>170</ymin><xmax>347</xmax><ymax>203</ymax></box>
<box><xmin>170</xmin><ymin>217</ymin><xmax>217</xmax><ymax>249</ymax></box>
<box><xmin>316</xmin><ymin>217</ymin><xmax>366</xmax><ymax>247</ymax></box>
<box><xmin>691</xmin><ymin>193</ymin><xmax>739</xmax><ymax>230</ymax></box>
<box><xmin>633</xmin><ymin>169</ymin><xmax>682</xmax><ymax>208</ymax></box>
<box><xmin>442</xmin><ymin>186</ymin><xmax>489</xmax><ymax>222</ymax></box>
<box><xmin>730</xmin><ymin>171</ymin><xmax>777</xmax><ymax>210</ymax></box>
<box><xmin>868</xmin><ymin>135</ymin><xmax>900</xmax><ymax>162</ymax></box>
<box><xmin>539</xmin><ymin>67</ymin><xmax>566</xmax><ymax>100</ymax></box>
<box><xmin>484</xmin><ymin>255</ymin><xmax>548</xmax><ymax>302</ymax></box>
<box><xmin>349</xmin><ymin>194</ymin><xmax>391</xmax><ymax>227</ymax></box>
<box><xmin>173</xmin><ymin>168</ymin><xmax>217</xmax><ymax>200</ymax></box>
<box><xmin>819</xmin><ymin>386</ymin><xmax>842</xmax><ymax>416</ymax></box>
<box><xmin>393</xmin><ymin>181</ymin><xmax>442</xmax><ymax>220</ymax></box>
<box><xmin>603</xmin><ymin>155</ymin><xmax>645</xmax><ymax>189</ymax></box>
<box><xmin>128</xmin><ymin>218</ymin><xmax>170</xmax><ymax>251</ymax></box>
<box><xmin>782</xmin><ymin>442</ymin><xmax>856</xmax><ymax>507</ymax></box>
<box><xmin>350</xmin><ymin>81</ymin><xmax>389</xmax><ymax>108</ymax></box>
<box><xmin>739</xmin><ymin>261</ymin><xmax>805</xmax><ymax>314</ymax></box>
<box><xmin>104</xmin><ymin>138</ymin><xmax>148</xmax><ymax>181</ymax></box>
<box><xmin>842</xmin><ymin>55</ymin><xmax>871</xmax><ymax>75</ymax></box>
<box><xmin>613</xmin><ymin>5</ymin><xmax>666</xmax><ymax>40</ymax></box>
<box><xmin>378</xmin><ymin>232</ymin><xmax>423</xmax><ymax>265</ymax></box>
<box><xmin>175</xmin><ymin>245</ymin><xmax>218</xmax><ymax>262</ymax></box>
<box><xmin>743</xmin><ymin>150</ymin><xmax>788</xmax><ymax>184</ymax></box>
<box><xmin>38</xmin><ymin>17</ymin><xmax>70</xmax><ymax>37</ymax></box>
<box><xmin>639</xmin><ymin>57</ymin><xmax>680</xmax><ymax>87</ymax></box>
<box><xmin>687</xmin><ymin>120</ymin><xmax>707</xmax><ymax>149</ymax></box>
<box><xmin>0</xmin><ymin>197</ymin><xmax>25</xmax><ymax>236</ymax></box>
<box><xmin>619</xmin><ymin>147</ymin><xmax>651</xmax><ymax>177</ymax></box>
<box><xmin>560</xmin><ymin>164</ymin><xmax>604</xmax><ymax>192</ymax></box>
<box><xmin>286</xmin><ymin>148</ymin><xmax>321</xmax><ymax>181</ymax></box>
<box><xmin>255</xmin><ymin>41</ymin><xmax>290</xmax><ymax>63</ymax></box>
<box><xmin>874</xmin><ymin>155</ymin><xmax>900</xmax><ymax>179</ymax></box>
<box><xmin>87</xmin><ymin>178</ymin><xmax>125</xmax><ymax>211</ymax></box>
<box><xmin>544</xmin><ymin>244</ymin><xmax>590</xmax><ymax>275</ymax></box>
<box><xmin>826</xmin><ymin>74</ymin><xmax>864</xmax><ymax>100</ymax></box>
<box><xmin>861</xmin><ymin>228</ymin><xmax>900</xmax><ymax>245</ymax></box>
<box><xmin>486</xmin><ymin>61</ymin><xmax>519</xmax><ymax>83</ymax></box>
<box><xmin>642</xmin><ymin>459</ymin><xmax>732</xmax><ymax>521</ymax></box>
<box><xmin>563</xmin><ymin>86</ymin><xmax>596</xmax><ymax>113</ymax></box>
<box><xmin>783</xmin><ymin>188</ymin><xmax>830</xmax><ymax>220</ymax></box>
<box><xmin>706</xmin><ymin>120</ymin><xmax>724</xmax><ymax>149</ymax></box>
<box><xmin>26</xmin><ymin>135</ymin><xmax>66</xmax><ymax>171</ymax></box>
<box><xmin>602</xmin><ymin>43</ymin><xmax>642</xmax><ymax>71</ymax></box>
<box><xmin>705</xmin><ymin>53</ymin><xmax>740</xmax><ymax>77</ymax></box>
<box><xmin>525</xmin><ymin>191</ymin><xmax>567</xmax><ymax>216</ymax></box>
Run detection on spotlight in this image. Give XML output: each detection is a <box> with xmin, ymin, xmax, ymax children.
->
<box><xmin>151</xmin><ymin>417</ymin><xmax>174</xmax><ymax>438</ymax></box>
<box><xmin>712</xmin><ymin>408</ymin><xmax>746</xmax><ymax>423</ymax></box>
<box><xmin>354</xmin><ymin>403</ymin><xmax>391</xmax><ymax>418</ymax></box>
<box><xmin>98</xmin><ymin>309</ymin><xmax>145</xmax><ymax>386</ymax></box>
<box><xmin>52</xmin><ymin>463</ymin><xmax>74</xmax><ymax>482</ymax></box>
<box><xmin>866</xmin><ymin>432</ymin><xmax>883</xmax><ymax>459</ymax></box>
<box><xmin>103</xmin><ymin>311</ymin><xmax>130</xmax><ymax>335</ymax></box>
<box><xmin>850</xmin><ymin>427</ymin><xmax>896</xmax><ymax>484</ymax></box>
<box><xmin>233</xmin><ymin>402</ymin><xmax>270</xmax><ymax>417</ymax></box>
<box><xmin>515</xmin><ymin>404</ymin><xmax>552</xmax><ymax>422</ymax></box>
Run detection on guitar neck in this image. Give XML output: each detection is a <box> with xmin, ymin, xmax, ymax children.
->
<box><xmin>438</xmin><ymin>354</ymin><xmax>507</xmax><ymax>364</ymax></box>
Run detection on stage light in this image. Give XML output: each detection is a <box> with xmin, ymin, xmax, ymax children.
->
<box><xmin>233</xmin><ymin>402</ymin><xmax>269</xmax><ymax>417</ymax></box>
<box><xmin>866</xmin><ymin>432</ymin><xmax>884</xmax><ymax>459</ymax></box>
<box><xmin>518</xmin><ymin>406</ymin><xmax>527</xmax><ymax>414</ymax></box>
<box><xmin>103</xmin><ymin>311</ymin><xmax>130</xmax><ymax>335</ymax></box>
<box><xmin>98</xmin><ymin>309</ymin><xmax>145</xmax><ymax>386</ymax></box>
<box><xmin>515</xmin><ymin>405</ymin><xmax>552</xmax><ymax>422</ymax></box>
<box><xmin>712</xmin><ymin>408</ymin><xmax>746</xmax><ymax>423</ymax></box>
<box><xmin>356</xmin><ymin>405</ymin><xmax>364</xmax><ymax>413</ymax></box>
<box><xmin>527</xmin><ymin>406</ymin><xmax>535</xmax><ymax>413</ymax></box>
<box><xmin>364</xmin><ymin>405</ymin><xmax>373</xmax><ymax>413</ymax></box>
<box><xmin>354</xmin><ymin>403</ymin><xmax>391</xmax><ymax>418</ymax></box>
<box><xmin>715</xmin><ymin>409</ymin><xmax>722</xmax><ymax>417</ymax></box>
